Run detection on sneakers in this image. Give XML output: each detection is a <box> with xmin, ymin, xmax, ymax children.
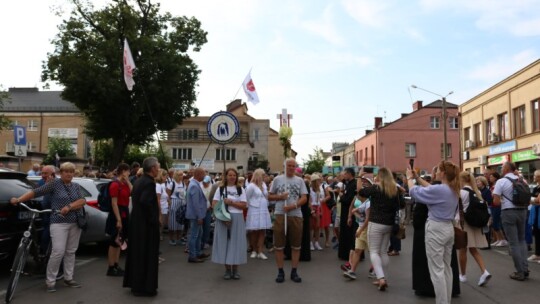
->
<box><xmin>490</xmin><ymin>240</ymin><xmax>501</xmax><ymax>247</ymax></box>
<box><xmin>459</xmin><ymin>274</ymin><xmax>467</xmax><ymax>283</ymax></box>
<box><xmin>497</xmin><ymin>240</ymin><xmax>508</xmax><ymax>247</ymax></box>
<box><xmin>509</xmin><ymin>272</ymin><xmax>526</xmax><ymax>281</ymax></box>
<box><xmin>64</xmin><ymin>280</ymin><xmax>82</xmax><ymax>288</ymax></box>
<box><xmin>46</xmin><ymin>285</ymin><xmax>56</xmax><ymax>293</ymax></box>
<box><xmin>257</xmin><ymin>252</ymin><xmax>268</xmax><ymax>260</ymax></box>
<box><xmin>223</xmin><ymin>270</ymin><xmax>232</xmax><ymax>280</ymax></box>
<box><xmin>314</xmin><ymin>242</ymin><xmax>323</xmax><ymax>250</ymax></box>
<box><xmin>275</xmin><ymin>272</ymin><xmax>285</xmax><ymax>283</ymax></box>
<box><xmin>340</xmin><ymin>262</ymin><xmax>351</xmax><ymax>272</ymax></box>
<box><xmin>250</xmin><ymin>251</ymin><xmax>257</xmax><ymax>258</ymax></box>
<box><xmin>478</xmin><ymin>271</ymin><xmax>492</xmax><ymax>286</ymax></box>
<box><xmin>344</xmin><ymin>270</ymin><xmax>357</xmax><ymax>280</ymax></box>
<box><xmin>169</xmin><ymin>240</ymin><xmax>177</xmax><ymax>246</ymax></box>
<box><xmin>106</xmin><ymin>265</ymin><xmax>125</xmax><ymax>277</ymax></box>
<box><xmin>368</xmin><ymin>271</ymin><xmax>377</xmax><ymax>279</ymax></box>
<box><xmin>232</xmin><ymin>271</ymin><xmax>241</xmax><ymax>280</ymax></box>
<box><xmin>527</xmin><ymin>254</ymin><xmax>540</xmax><ymax>262</ymax></box>
<box><xmin>290</xmin><ymin>272</ymin><xmax>302</xmax><ymax>283</ymax></box>
<box><xmin>310</xmin><ymin>242</ymin><xmax>315</xmax><ymax>251</ymax></box>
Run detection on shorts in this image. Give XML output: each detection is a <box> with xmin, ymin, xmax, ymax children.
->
<box><xmin>106</xmin><ymin>216</ymin><xmax>128</xmax><ymax>248</ymax></box>
<box><xmin>490</xmin><ymin>206</ymin><xmax>502</xmax><ymax>230</ymax></box>
<box><xmin>273</xmin><ymin>215</ymin><xmax>303</xmax><ymax>250</ymax></box>
<box><xmin>355</xmin><ymin>227</ymin><xmax>368</xmax><ymax>250</ymax></box>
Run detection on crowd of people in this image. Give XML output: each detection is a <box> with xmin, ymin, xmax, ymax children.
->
<box><xmin>9</xmin><ymin>158</ymin><xmax>540</xmax><ymax>302</ymax></box>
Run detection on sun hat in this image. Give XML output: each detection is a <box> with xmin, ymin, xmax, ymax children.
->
<box><xmin>203</xmin><ymin>176</ymin><xmax>211</xmax><ymax>183</ymax></box>
<box><xmin>311</xmin><ymin>173</ymin><xmax>322</xmax><ymax>181</ymax></box>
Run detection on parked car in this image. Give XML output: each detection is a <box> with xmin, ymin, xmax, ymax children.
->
<box><xmin>0</xmin><ymin>168</ymin><xmax>44</xmax><ymax>262</ymax></box>
<box><xmin>26</xmin><ymin>176</ymin><xmax>110</xmax><ymax>245</ymax></box>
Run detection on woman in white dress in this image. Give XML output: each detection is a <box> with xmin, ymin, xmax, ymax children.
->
<box><xmin>245</xmin><ymin>169</ymin><xmax>272</xmax><ymax>259</ymax></box>
<box><xmin>155</xmin><ymin>169</ymin><xmax>169</xmax><ymax>241</ymax></box>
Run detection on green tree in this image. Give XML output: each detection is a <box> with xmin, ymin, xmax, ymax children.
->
<box><xmin>302</xmin><ymin>147</ymin><xmax>325</xmax><ymax>175</ymax></box>
<box><xmin>44</xmin><ymin>137</ymin><xmax>76</xmax><ymax>164</ymax></box>
<box><xmin>0</xmin><ymin>86</ymin><xmax>11</xmax><ymax>130</ymax></box>
<box><xmin>42</xmin><ymin>0</ymin><xmax>207</xmax><ymax>169</ymax></box>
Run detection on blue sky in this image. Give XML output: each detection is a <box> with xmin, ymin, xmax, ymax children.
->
<box><xmin>1</xmin><ymin>0</ymin><xmax>539</xmax><ymax>164</ymax></box>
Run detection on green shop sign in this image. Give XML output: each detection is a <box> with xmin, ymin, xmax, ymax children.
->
<box><xmin>512</xmin><ymin>150</ymin><xmax>539</xmax><ymax>162</ymax></box>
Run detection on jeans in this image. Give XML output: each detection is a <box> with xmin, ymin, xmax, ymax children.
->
<box><xmin>188</xmin><ymin>219</ymin><xmax>203</xmax><ymax>259</ymax></box>
<box><xmin>201</xmin><ymin>210</ymin><xmax>212</xmax><ymax>250</ymax></box>
<box><xmin>367</xmin><ymin>222</ymin><xmax>392</xmax><ymax>279</ymax></box>
<box><xmin>501</xmin><ymin>209</ymin><xmax>528</xmax><ymax>274</ymax></box>
<box><xmin>47</xmin><ymin>223</ymin><xmax>81</xmax><ymax>285</ymax></box>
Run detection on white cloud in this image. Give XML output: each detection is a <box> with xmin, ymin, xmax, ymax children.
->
<box><xmin>403</xmin><ymin>28</ymin><xmax>427</xmax><ymax>42</ymax></box>
<box><xmin>466</xmin><ymin>49</ymin><xmax>538</xmax><ymax>82</ymax></box>
<box><xmin>341</xmin><ymin>0</ymin><xmax>391</xmax><ymax>28</ymax></box>
<box><xmin>300</xmin><ymin>4</ymin><xmax>345</xmax><ymax>46</ymax></box>
<box><xmin>419</xmin><ymin>0</ymin><xmax>540</xmax><ymax>37</ymax></box>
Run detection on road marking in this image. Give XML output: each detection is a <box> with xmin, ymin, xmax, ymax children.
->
<box><xmin>76</xmin><ymin>257</ymin><xmax>98</xmax><ymax>267</ymax></box>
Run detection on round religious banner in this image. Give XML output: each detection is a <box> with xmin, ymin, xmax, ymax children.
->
<box><xmin>207</xmin><ymin>111</ymin><xmax>240</xmax><ymax>144</ymax></box>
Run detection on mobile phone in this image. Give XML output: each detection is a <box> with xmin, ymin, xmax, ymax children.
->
<box><xmin>363</xmin><ymin>166</ymin><xmax>374</xmax><ymax>173</ymax></box>
<box><xmin>409</xmin><ymin>159</ymin><xmax>414</xmax><ymax>170</ymax></box>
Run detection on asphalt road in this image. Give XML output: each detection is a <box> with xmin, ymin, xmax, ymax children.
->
<box><xmin>1</xmin><ymin>226</ymin><xmax>539</xmax><ymax>304</ymax></box>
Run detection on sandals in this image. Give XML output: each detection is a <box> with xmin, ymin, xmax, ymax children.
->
<box><xmin>388</xmin><ymin>251</ymin><xmax>400</xmax><ymax>256</ymax></box>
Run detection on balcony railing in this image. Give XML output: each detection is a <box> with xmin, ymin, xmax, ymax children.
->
<box><xmin>162</xmin><ymin>131</ymin><xmax>253</xmax><ymax>145</ymax></box>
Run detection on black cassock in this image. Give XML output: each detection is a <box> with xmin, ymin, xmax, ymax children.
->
<box><xmin>338</xmin><ymin>179</ymin><xmax>357</xmax><ymax>260</ymax></box>
<box><xmin>412</xmin><ymin>203</ymin><xmax>460</xmax><ymax>297</ymax></box>
<box><xmin>123</xmin><ymin>174</ymin><xmax>160</xmax><ymax>295</ymax></box>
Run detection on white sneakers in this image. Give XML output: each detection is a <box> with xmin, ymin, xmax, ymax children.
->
<box><xmin>527</xmin><ymin>254</ymin><xmax>540</xmax><ymax>262</ymax></box>
<box><xmin>478</xmin><ymin>271</ymin><xmax>492</xmax><ymax>287</ymax></box>
<box><xmin>459</xmin><ymin>274</ymin><xmax>467</xmax><ymax>283</ymax></box>
<box><xmin>251</xmin><ymin>251</ymin><xmax>268</xmax><ymax>259</ymax></box>
<box><xmin>310</xmin><ymin>242</ymin><xmax>315</xmax><ymax>251</ymax></box>
<box><xmin>491</xmin><ymin>240</ymin><xmax>509</xmax><ymax>247</ymax></box>
<box><xmin>314</xmin><ymin>242</ymin><xmax>323</xmax><ymax>250</ymax></box>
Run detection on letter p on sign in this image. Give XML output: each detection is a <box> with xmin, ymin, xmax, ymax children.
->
<box><xmin>14</xmin><ymin>125</ymin><xmax>27</xmax><ymax>145</ymax></box>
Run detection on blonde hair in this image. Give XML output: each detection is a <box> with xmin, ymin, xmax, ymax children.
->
<box><xmin>251</xmin><ymin>168</ymin><xmax>265</xmax><ymax>192</ymax></box>
<box><xmin>377</xmin><ymin>167</ymin><xmax>398</xmax><ymax>198</ymax></box>
<box><xmin>59</xmin><ymin>162</ymin><xmax>76</xmax><ymax>172</ymax></box>
<box><xmin>173</xmin><ymin>170</ymin><xmax>184</xmax><ymax>182</ymax></box>
<box><xmin>460</xmin><ymin>171</ymin><xmax>482</xmax><ymax>198</ymax></box>
<box><xmin>155</xmin><ymin>169</ymin><xmax>167</xmax><ymax>183</ymax></box>
<box><xmin>438</xmin><ymin>161</ymin><xmax>461</xmax><ymax>196</ymax></box>
<box><xmin>476</xmin><ymin>176</ymin><xmax>489</xmax><ymax>188</ymax></box>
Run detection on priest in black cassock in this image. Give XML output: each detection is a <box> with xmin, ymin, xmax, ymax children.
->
<box><xmin>123</xmin><ymin>157</ymin><xmax>161</xmax><ymax>297</ymax></box>
<box><xmin>338</xmin><ymin>167</ymin><xmax>357</xmax><ymax>260</ymax></box>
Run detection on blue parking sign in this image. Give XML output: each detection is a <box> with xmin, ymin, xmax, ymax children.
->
<box><xmin>13</xmin><ymin>125</ymin><xmax>26</xmax><ymax>145</ymax></box>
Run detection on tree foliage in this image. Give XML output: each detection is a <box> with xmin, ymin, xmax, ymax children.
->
<box><xmin>302</xmin><ymin>147</ymin><xmax>325</xmax><ymax>175</ymax></box>
<box><xmin>92</xmin><ymin>140</ymin><xmax>172</xmax><ymax>171</ymax></box>
<box><xmin>44</xmin><ymin>137</ymin><xmax>76</xmax><ymax>165</ymax></box>
<box><xmin>42</xmin><ymin>0</ymin><xmax>207</xmax><ymax>169</ymax></box>
<box><xmin>0</xmin><ymin>86</ymin><xmax>11</xmax><ymax>130</ymax></box>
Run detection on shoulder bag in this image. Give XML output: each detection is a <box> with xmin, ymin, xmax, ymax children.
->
<box><xmin>454</xmin><ymin>198</ymin><xmax>468</xmax><ymax>249</ymax></box>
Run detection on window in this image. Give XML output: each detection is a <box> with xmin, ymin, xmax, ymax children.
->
<box><xmin>464</xmin><ymin>127</ymin><xmax>471</xmax><ymax>142</ymax></box>
<box><xmin>27</xmin><ymin>142</ymin><xmax>36</xmax><ymax>151</ymax></box>
<box><xmin>430</xmin><ymin>116</ymin><xmax>440</xmax><ymax>129</ymax></box>
<box><xmin>179</xmin><ymin>129</ymin><xmax>198</xmax><ymax>140</ymax></box>
<box><xmin>253</xmin><ymin>128</ymin><xmax>259</xmax><ymax>141</ymax></box>
<box><xmin>474</xmin><ymin>123</ymin><xmax>482</xmax><ymax>146</ymax></box>
<box><xmin>216</xmin><ymin>148</ymin><xmax>236</xmax><ymax>161</ymax></box>
<box><xmin>497</xmin><ymin>112</ymin><xmax>508</xmax><ymax>140</ymax></box>
<box><xmin>485</xmin><ymin>118</ymin><xmax>494</xmax><ymax>143</ymax></box>
<box><xmin>27</xmin><ymin>120</ymin><xmax>38</xmax><ymax>131</ymax></box>
<box><xmin>440</xmin><ymin>143</ymin><xmax>452</xmax><ymax>158</ymax></box>
<box><xmin>513</xmin><ymin>105</ymin><xmax>526</xmax><ymax>137</ymax></box>
<box><xmin>172</xmin><ymin>148</ymin><xmax>192</xmax><ymax>160</ymax></box>
<box><xmin>371</xmin><ymin>145</ymin><xmax>374</xmax><ymax>165</ymax></box>
<box><xmin>449</xmin><ymin>117</ymin><xmax>459</xmax><ymax>129</ymax></box>
<box><xmin>405</xmin><ymin>143</ymin><xmax>416</xmax><ymax>158</ymax></box>
<box><xmin>5</xmin><ymin>142</ymin><xmax>14</xmax><ymax>152</ymax></box>
<box><xmin>533</xmin><ymin>99</ymin><xmax>540</xmax><ymax>131</ymax></box>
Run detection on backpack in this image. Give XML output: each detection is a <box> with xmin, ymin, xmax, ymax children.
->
<box><xmin>463</xmin><ymin>188</ymin><xmax>490</xmax><ymax>228</ymax></box>
<box><xmin>502</xmin><ymin>177</ymin><xmax>531</xmax><ymax>208</ymax></box>
<box><xmin>98</xmin><ymin>180</ymin><xmax>120</xmax><ymax>212</ymax></box>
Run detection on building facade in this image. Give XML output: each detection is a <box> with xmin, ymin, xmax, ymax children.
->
<box><xmin>354</xmin><ymin>101</ymin><xmax>460</xmax><ymax>175</ymax></box>
<box><xmin>161</xmin><ymin>99</ymin><xmax>294</xmax><ymax>175</ymax></box>
<box><xmin>0</xmin><ymin>88</ymin><xmax>89</xmax><ymax>171</ymax></box>
<box><xmin>460</xmin><ymin>59</ymin><xmax>540</xmax><ymax>181</ymax></box>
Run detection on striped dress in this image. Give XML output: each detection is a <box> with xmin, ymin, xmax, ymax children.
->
<box><xmin>168</xmin><ymin>181</ymin><xmax>186</xmax><ymax>230</ymax></box>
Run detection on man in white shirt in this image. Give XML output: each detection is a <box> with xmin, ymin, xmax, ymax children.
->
<box><xmin>492</xmin><ymin>162</ymin><xmax>529</xmax><ymax>281</ymax></box>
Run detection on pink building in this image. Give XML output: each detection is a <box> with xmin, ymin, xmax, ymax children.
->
<box><xmin>354</xmin><ymin>100</ymin><xmax>460</xmax><ymax>175</ymax></box>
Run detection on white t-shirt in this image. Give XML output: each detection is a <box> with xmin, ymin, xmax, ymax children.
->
<box><xmin>156</xmin><ymin>183</ymin><xmax>169</xmax><ymax>214</ymax></box>
<box><xmin>310</xmin><ymin>187</ymin><xmax>322</xmax><ymax>206</ymax></box>
<box><xmin>493</xmin><ymin>173</ymin><xmax>521</xmax><ymax>210</ymax></box>
<box><xmin>212</xmin><ymin>185</ymin><xmax>247</xmax><ymax>214</ymax></box>
<box><xmin>168</xmin><ymin>180</ymin><xmax>186</xmax><ymax>201</ymax></box>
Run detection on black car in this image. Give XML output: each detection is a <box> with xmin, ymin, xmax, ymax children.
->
<box><xmin>0</xmin><ymin>168</ymin><xmax>44</xmax><ymax>263</ymax></box>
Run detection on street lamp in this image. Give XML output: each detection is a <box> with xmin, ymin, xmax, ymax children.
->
<box><xmin>411</xmin><ymin>85</ymin><xmax>454</xmax><ymax>161</ymax></box>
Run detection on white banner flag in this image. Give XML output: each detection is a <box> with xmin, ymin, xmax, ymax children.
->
<box><xmin>123</xmin><ymin>39</ymin><xmax>136</xmax><ymax>91</ymax></box>
<box><xmin>242</xmin><ymin>72</ymin><xmax>260</xmax><ymax>104</ymax></box>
